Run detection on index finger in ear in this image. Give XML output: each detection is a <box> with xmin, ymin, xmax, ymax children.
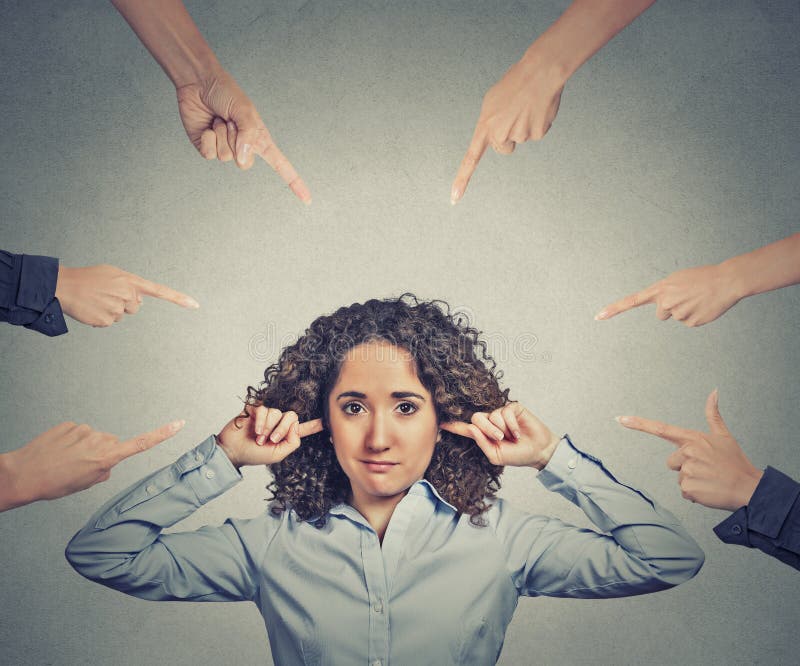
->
<box><xmin>617</xmin><ymin>415</ymin><xmax>696</xmax><ymax>446</ymax></box>
<box><xmin>451</xmin><ymin>124</ymin><xmax>488</xmax><ymax>205</ymax></box>
<box><xmin>595</xmin><ymin>284</ymin><xmax>659</xmax><ymax>321</ymax></box>
<box><xmin>440</xmin><ymin>421</ymin><xmax>474</xmax><ymax>439</ymax></box>
<box><xmin>130</xmin><ymin>275</ymin><xmax>199</xmax><ymax>309</ymax></box>
<box><xmin>298</xmin><ymin>418</ymin><xmax>324</xmax><ymax>438</ymax></box>
<box><xmin>113</xmin><ymin>419</ymin><xmax>185</xmax><ymax>464</ymax></box>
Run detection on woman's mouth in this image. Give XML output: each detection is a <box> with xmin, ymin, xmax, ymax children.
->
<box><xmin>361</xmin><ymin>460</ymin><xmax>398</xmax><ymax>473</ymax></box>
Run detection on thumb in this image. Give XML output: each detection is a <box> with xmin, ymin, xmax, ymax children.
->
<box><xmin>231</xmin><ymin>107</ymin><xmax>265</xmax><ymax>169</ymax></box>
<box><xmin>705</xmin><ymin>389</ymin><xmax>731</xmax><ymax>436</ymax></box>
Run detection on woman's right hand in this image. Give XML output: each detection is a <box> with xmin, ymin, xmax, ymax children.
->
<box><xmin>216</xmin><ymin>405</ymin><xmax>323</xmax><ymax>469</ymax></box>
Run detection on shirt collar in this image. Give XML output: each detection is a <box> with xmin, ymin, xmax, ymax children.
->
<box><xmin>310</xmin><ymin>479</ymin><xmax>457</xmax><ymax>523</ymax></box>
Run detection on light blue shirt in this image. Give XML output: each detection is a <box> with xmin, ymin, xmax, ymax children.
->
<box><xmin>66</xmin><ymin>435</ymin><xmax>704</xmax><ymax>666</ymax></box>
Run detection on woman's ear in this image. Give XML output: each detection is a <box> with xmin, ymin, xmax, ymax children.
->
<box><xmin>436</xmin><ymin>429</ymin><xmax>442</xmax><ymax>443</ymax></box>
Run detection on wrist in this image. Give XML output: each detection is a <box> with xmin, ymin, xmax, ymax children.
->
<box><xmin>171</xmin><ymin>53</ymin><xmax>224</xmax><ymax>90</ymax></box>
<box><xmin>519</xmin><ymin>44</ymin><xmax>571</xmax><ymax>91</ymax></box>
<box><xmin>530</xmin><ymin>432</ymin><xmax>562</xmax><ymax>471</ymax></box>
<box><xmin>0</xmin><ymin>451</ymin><xmax>32</xmax><ymax>511</ymax></box>
<box><xmin>737</xmin><ymin>468</ymin><xmax>764</xmax><ymax>509</ymax></box>
<box><xmin>717</xmin><ymin>256</ymin><xmax>750</xmax><ymax>302</ymax></box>
<box><xmin>214</xmin><ymin>434</ymin><xmax>241</xmax><ymax>470</ymax></box>
<box><xmin>54</xmin><ymin>265</ymin><xmax>76</xmax><ymax>316</ymax></box>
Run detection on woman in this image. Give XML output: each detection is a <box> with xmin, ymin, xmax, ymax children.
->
<box><xmin>66</xmin><ymin>294</ymin><xmax>704</xmax><ymax>666</ymax></box>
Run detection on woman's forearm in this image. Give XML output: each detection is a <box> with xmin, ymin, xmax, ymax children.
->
<box><xmin>111</xmin><ymin>0</ymin><xmax>222</xmax><ymax>87</ymax></box>
<box><xmin>524</xmin><ymin>0</ymin><xmax>656</xmax><ymax>84</ymax></box>
<box><xmin>722</xmin><ymin>232</ymin><xmax>800</xmax><ymax>300</ymax></box>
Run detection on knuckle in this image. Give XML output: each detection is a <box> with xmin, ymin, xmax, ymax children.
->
<box><xmin>75</xmin><ymin>423</ymin><xmax>93</xmax><ymax>436</ymax></box>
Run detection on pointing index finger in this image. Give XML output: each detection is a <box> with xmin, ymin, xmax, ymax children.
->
<box><xmin>617</xmin><ymin>415</ymin><xmax>697</xmax><ymax>446</ymax></box>
<box><xmin>595</xmin><ymin>284</ymin><xmax>659</xmax><ymax>321</ymax></box>
<box><xmin>451</xmin><ymin>124</ymin><xmax>489</xmax><ymax>205</ymax></box>
<box><xmin>251</xmin><ymin>130</ymin><xmax>311</xmax><ymax>205</ymax></box>
<box><xmin>440</xmin><ymin>421</ymin><xmax>474</xmax><ymax>439</ymax></box>
<box><xmin>132</xmin><ymin>275</ymin><xmax>199</xmax><ymax>309</ymax></box>
<box><xmin>298</xmin><ymin>419</ymin><xmax>324</xmax><ymax>438</ymax></box>
<box><xmin>114</xmin><ymin>419</ymin><xmax>185</xmax><ymax>464</ymax></box>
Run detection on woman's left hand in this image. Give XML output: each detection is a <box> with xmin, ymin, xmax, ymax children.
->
<box><xmin>441</xmin><ymin>403</ymin><xmax>561</xmax><ymax>470</ymax></box>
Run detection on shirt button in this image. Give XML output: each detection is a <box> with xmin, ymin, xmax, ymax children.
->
<box><xmin>731</xmin><ymin>524</ymin><xmax>742</xmax><ymax>535</ymax></box>
<box><xmin>373</xmin><ymin>600</ymin><xmax>384</xmax><ymax>614</ymax></box>
<box><xmin>194</xmin><ymin>452</ymin><xmax>203</xmax><ymax>462</ymax></box>
<box><xmin>567</xmin><ymin>457</ymin><xmax>578</xmax><ymax>469</ymax></box>
<box><xmin>204</xmin><ymin>468</ymin><xmax>216</xmax><ymax>479</ymax></box>
<box><xmin>45</xmin><ymin>313</ymin><xmax>54</xmax><ymax>323</ymax></box>
<box><xmin>371</xmin><ymin>661</ymin><xmax>382</xmax><ymax>666</ymax></box>
<box><xmin>145</xmin><ymin>485</ymin><xmax>156</xmax><ymax>495</ymax></box>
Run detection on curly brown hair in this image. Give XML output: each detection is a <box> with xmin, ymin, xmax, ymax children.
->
<box><xmin>245</xmin><ymin>293</ymin><xmax>510</xmax><ymax>525</ymax></box>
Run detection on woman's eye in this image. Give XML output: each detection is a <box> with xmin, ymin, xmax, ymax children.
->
<box><xmin>343</xmin><ymin>403</ymin><xmax>363</xmax><ymax>415</ymax></box>
<box><xmin>397</xmin><ymin>402</ymin><xmax>417</xmax><ymax>415</ymax></box>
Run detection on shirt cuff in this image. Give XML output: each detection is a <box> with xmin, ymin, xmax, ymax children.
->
<box><xmin>23</xmin><ymin>297</ymin><xmax>68</xmax><ymax>336</ymax></box>
<box><xmin>713</xmin><ymin>507</ymin><xmax>752</xmax><ymax>547</ymax></box>
<box><xmin>746</xmin><ymin>467</ymin><xmax>800</xmax><ymax>539</ymax></box>
<box><xmin>18</xmin><ymin>254</ymin><xmax>59</xmax><ymax>310</ymax></box>
<box><xmin>537</xmin><ymin>434</ymin><xmax>655</xmax><ymax>509</ymax></box>
<box><xmin>94</xmin><ymin>435</ymin><xmax>241</xmax><ymax>530</ymax></box>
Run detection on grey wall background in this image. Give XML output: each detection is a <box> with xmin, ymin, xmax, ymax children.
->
<box><xmin>1</xmin><ymin>1</ymin><xmax>798</xmax><ymax>664</ymax></box>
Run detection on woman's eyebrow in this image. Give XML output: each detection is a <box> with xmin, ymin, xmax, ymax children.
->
<box><xmin>336</xmin><ymin>391</ymin><xmax>366</xmax><ymax>400</ymax></box>
<box><xmin>391</xmin><ymin>391</ymin><xmax>426</xmax><ymax>401</ymax></box>
<box><xmin>335</xmin><ymin>391</ymin><xmax>426</xmax><ymax>401</ymax></box>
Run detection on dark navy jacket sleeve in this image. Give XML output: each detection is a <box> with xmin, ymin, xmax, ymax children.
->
<box><xmin>714</xmin><ymin>466</ymin><xmax>800</xmax><ymax>571</ymax></box>
<box><xmin>0</xmin><ymin>249</ymin><xmax>67</xmax><ymax>336</ymax></box>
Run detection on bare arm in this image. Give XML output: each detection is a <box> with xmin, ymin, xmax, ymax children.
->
<box><xmin>111</xmin><ymin>0</ymin><xmax>220</xmax><ymax>86</ymax></box>
<box><xmin>452</xmin><ymin>0</ymin><xmax>656</xmax><ymax>203</ymax></box>
<box><xmin>724</xmin><ymin>232</ymin><xmax>800</xmax><ymax>300</ymax></box>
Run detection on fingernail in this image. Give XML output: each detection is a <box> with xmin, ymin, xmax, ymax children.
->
<box><xmin>227</xmin><ymin>121</ymin><xmax>236</xmax><ymax>132</ymax></box>
<box><xmin>450</xmin><ymin>187</ymin><xmax>461</xmax><ymax>205</ymax></box>
<box><xmin>270</xmin><ymin>431</ymin><xmax>281</xmax><ymax>443</ymax></box>
<box><xmin>183</xmin><ymin>297</ymin><xmax>200</xmax><ymax>309</ymax></box>
<box><xmin>237</xmin><ymin>143</ymin><xmax>251</xmax><ymax>164</ymax></box>
<box><xmin>615</xmin><ymin>416</ymin><xmax>632</xmax><ymax>425</ymax></box>
<box><xmin>513</xmin><ymin>430</ymin><xmax>521</xmax><ymax>440</ymax></box>
<box><xmin>713</xmin><ymin>388</ymin><xmax>719</xmax><ymax>407</ymax></box>
<box><xmin>256</xmin><ymin>435</ymin><xmax>265</xmax><ymax>446</ymax></box>
<box><xmin>170</xmin><ymin>419</ymin><xmax>186</xmax><ymax>432</ymax></box>
<box><xmin>594</xmin><ymin>311</ymin><xmax>608</xmax><ymax>321</ymax></box>
<box><xmin>494</xmin><ymin>430</ymin><xmax>504</xmax><ymax>440</ymax></box>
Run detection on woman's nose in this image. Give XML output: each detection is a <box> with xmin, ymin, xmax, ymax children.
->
<box><xmin>365</xmin><ymin>413</ymin><xmax>390</xmax><ymax>452</ymax></box>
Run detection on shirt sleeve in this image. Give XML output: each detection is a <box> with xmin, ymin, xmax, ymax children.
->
<box><xmin>493</xmin><ymin>435</ymin><xmax>705</xmax><ymax>599</ymax></box>
<box><xmin>65</xmin><ymin>435</ymin><xmax>269</xmax><ymax>602</ymax></box>
<box><xmin>713</xmin><ymin>466</ymin><xmax>800</xmax><ymax>571</ymax></box>
<box><xmin>0</xmin><ymin>249</ymin><xmax>67</xmax><ymax>336</ymax></box>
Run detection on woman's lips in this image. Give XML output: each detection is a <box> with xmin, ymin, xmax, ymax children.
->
<box><xmin>361</xmin><ymin>461</ymin><xmax>398</xmax><ymax>473</ymax></box>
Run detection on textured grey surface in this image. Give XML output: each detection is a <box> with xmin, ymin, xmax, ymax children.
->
<box><xmin>1</xmin><ymin>1</ymin><xmax>799</xmax><ymax>664</ymax></box>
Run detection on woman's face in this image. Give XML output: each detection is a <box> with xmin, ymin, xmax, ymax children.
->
<box><xmin>327</xmin><ymin>340</ymin><xmax>440</xmax><ymax>508</ymax></box>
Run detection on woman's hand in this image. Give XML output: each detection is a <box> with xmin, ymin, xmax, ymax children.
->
<box><xmin>216</xmin><ymin>405</ymin><xmax>323</xmax><ymax>469</ymax></box>
<box><xmin>441</xmin><ymin>403</ymin><xmax>561</xmax><ymax>470</ymax></box>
